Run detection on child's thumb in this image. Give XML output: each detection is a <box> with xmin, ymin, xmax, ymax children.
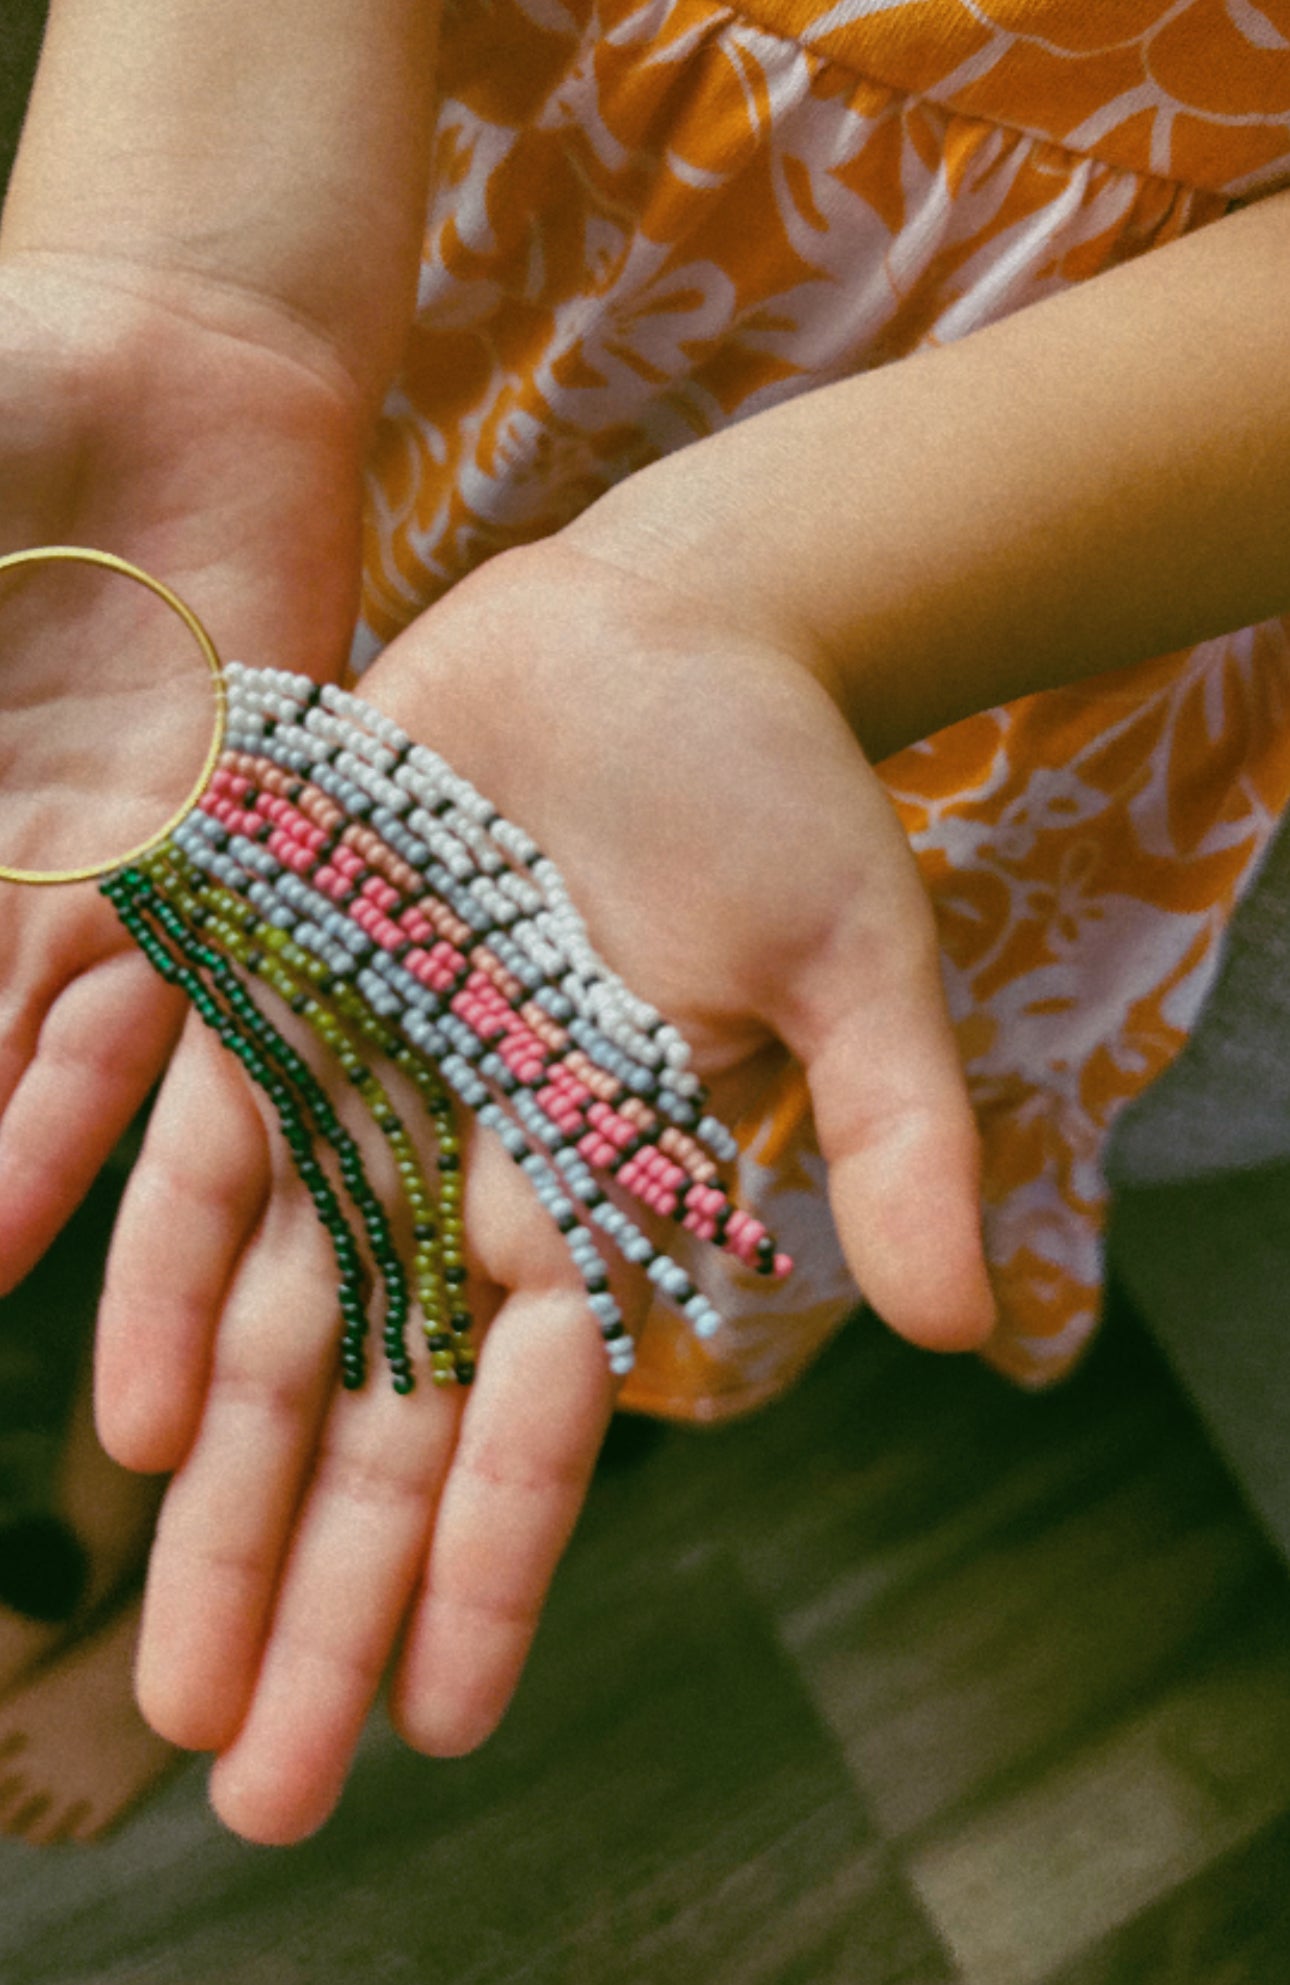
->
<box><xmin>769</xmin><ymin>902</ymin><xmax>996</xmax><ymax>1354</ymax></box>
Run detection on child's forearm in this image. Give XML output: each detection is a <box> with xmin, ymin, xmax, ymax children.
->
<box><xmin>577</xmin><ymin>189</ymin><xmax>1290</xmax><ymax>762</ymax></box>
<box><xmin>1</xmin><ymin>0</ymin><xmax>440</xmax><ymax>415</ymax></box>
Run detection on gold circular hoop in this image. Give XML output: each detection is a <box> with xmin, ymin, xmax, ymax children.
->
<box><xmin>0</xmin><ymin>545</ymin><xmax>227</xmax><ymax>887</ymax></box>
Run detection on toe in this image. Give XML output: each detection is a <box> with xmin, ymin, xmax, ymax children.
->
<box><xmin>8</xmin><ymin>1789</ymin><xmax>51</xmax><ymax>1838</ymax></box>
<box><xmin>37</xmin><ymin>1794</ymin><xmax>102</xmax><ymax>1848</ymax></box>
<box><xmin>0</xmin><ymin>1765</ymin><xmax>29</xmax><ymax>1820</ymax></box>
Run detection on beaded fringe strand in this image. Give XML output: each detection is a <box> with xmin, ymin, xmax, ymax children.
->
<box><xmin>101</xmin><ymin>665</ymin><xmax>792</xmax><ymax>1392</ymax></box>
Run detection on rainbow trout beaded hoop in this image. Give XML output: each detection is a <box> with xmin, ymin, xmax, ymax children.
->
<box><xmin>0</xmin><ymin>546</ymin><xmax>792</xmax><ymax>1392</ymax></box>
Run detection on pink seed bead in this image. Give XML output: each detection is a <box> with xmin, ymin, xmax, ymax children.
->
<box><xmin>314</xmin><ymin>867</ymin><xmax>346</xmax><ymax>901</ymax></box>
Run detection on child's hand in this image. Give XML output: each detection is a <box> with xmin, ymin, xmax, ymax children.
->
<box><xmin>95</xmin><ymin>529</ymin><xmax>995</xmax><ymax>1844</ymax></box>
<box><xmin>0</xmin><ymin>253</ymin><xmax>365</xmax><ymax>1295</ymax></box>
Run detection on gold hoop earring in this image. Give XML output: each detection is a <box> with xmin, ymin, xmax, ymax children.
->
<box><xmin>0</xmin><ymin>544</ymin><xmax>227</xmax><ymax>886</ymax></box>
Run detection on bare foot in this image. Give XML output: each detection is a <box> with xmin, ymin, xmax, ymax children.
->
<box><xmin>0</xmin><ymin>1596</ymin><xmax>182</xmax><ymax>1846</ymax></box>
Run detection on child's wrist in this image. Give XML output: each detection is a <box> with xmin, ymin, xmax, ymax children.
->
<box><xmin>562</xmin><ymin>467</ymin><xmax>874</xmax><ymax>750</ymax></box>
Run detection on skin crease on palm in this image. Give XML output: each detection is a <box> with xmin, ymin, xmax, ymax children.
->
<box><xmin>83</xmin><ymin>528</ymin><xmax>996</xmax><ymax>1847</ymax></box>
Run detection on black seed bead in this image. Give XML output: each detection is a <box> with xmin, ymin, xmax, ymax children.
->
<box><xmin>443</xmin><ymin>1265</ymin><xmax>467</xmax><ymax>1288</ymax></box>
<box><xmin>391</xmin><ymin>1372</ymin><xmax>415</xmax><ymax>1395</ymax></box>
<box><xmin>449</xmin><ymin>1311</ymin><xmax>472</xmax><ymax>1333</ymax></box>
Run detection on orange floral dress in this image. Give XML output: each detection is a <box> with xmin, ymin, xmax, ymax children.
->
<box><xmin>357</xmin><ymin>0</ymin><xmax>1290</xmax><ymax>1418</ymax></box>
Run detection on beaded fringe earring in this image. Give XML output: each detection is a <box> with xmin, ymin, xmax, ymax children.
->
<box><xmin>0</xmin><ymin>549</ymin><xmax>792</xmax><ymax>1395</ymax></box>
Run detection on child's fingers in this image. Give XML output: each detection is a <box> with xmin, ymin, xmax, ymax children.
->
<box><xmin>388</xmin><ymin>1284</ymin><xmax>615</xmax><ymax>1761</ymax></box>
<box><xmin>0</xmin><ymin>948</ymin><xmax>183</xmax><ymax>1295</ymax></box>
<box><xmin>134</xmin><ymin>1184</ymin><xmax>358</xmax><ymax>1755</ymax></box>
<box><xmin>207</xmin><ymin>1137</ymin><xmax>613</xmax><ymax>1839</ymax></box>
<box><xmin>203</xmin><ymin>1372</ymin><xmax>468</xmax><ymax>1844</ymax></box>
<box><xmin>770</xmin><ymin>870</ymin><xmax>996</xmax><ymax>1353</ymax></box>
<box><xmin>95</xmin><ymin>1020</ymin><xmax>270</xmax><ymax>1473</ymax></box>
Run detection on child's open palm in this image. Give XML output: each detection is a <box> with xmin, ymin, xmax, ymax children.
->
<box><xmin>94</xmin><ymin>529</ymin><xmax>996</xmax><ymax>1844</ymax></box>
<box><xmin>0</xmin><ymin>254</ymin><xmax>365</xmax><ymax>1301</ymax></box>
